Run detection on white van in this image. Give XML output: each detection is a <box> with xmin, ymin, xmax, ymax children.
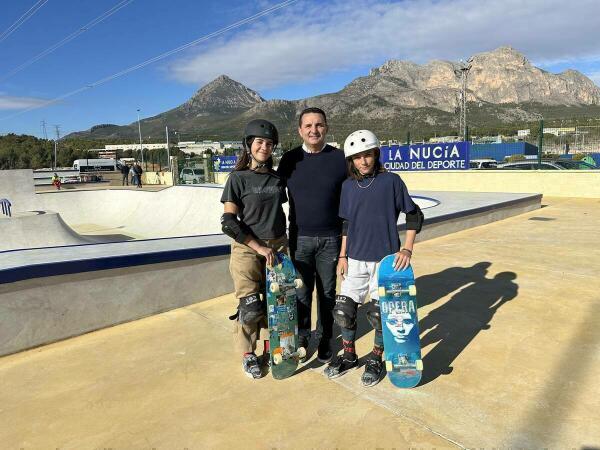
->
<box><xmin>73</xmin><ymin>159</ymin><xmax>120</xmax><ymax>172</ymax></box>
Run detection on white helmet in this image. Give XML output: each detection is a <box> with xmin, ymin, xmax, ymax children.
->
<box><xmin>343</xmin><ymin>130</ymin><xmax>380</xmax><ymax>158</ymax></box>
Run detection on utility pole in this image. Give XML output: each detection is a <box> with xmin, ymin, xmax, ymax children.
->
<box><xmin>137</xmin><ymin>109</ymin><xmax>144</xmax><ymax>166</ymax></box>
<box><xmin>454</xmin><ymin>58</ymin><xmax>473</xmax><ymax>140</ymax></box>
<box><xmin>41</xmin><ymin>120</ymin><xmax>48</xmax><ymax>140</ymax></box>
<box><xmin>53</xmin><ymin>125</ymin><xmax>61</xmax><ymax>169</ymax></box>
<box><xmin>165</xmin><ymin>125</ymin><xmax>171</xmax><ymax>171</ymax></box>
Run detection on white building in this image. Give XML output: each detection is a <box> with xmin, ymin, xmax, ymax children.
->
<box><xmin>543</xmin><ymin>127</ymin><xmax>576</xmax><ymax>136</ymax></box>
<box><xmin>177</xmin><ymin>140</ymin><xmax>224</xmax><ymax>155</ymax></box>
<box><xmin>104</xmin><ymin>143</ymin><xmax>168</xmax><ymax>151</ymax></box>
<box><xmin>517</xmin><ymin>129</ymin><xmax>531</xmax><ymax>138</ymax></box>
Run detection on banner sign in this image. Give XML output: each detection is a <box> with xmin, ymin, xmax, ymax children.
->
<box><xmin>380</xmin><ymin>142</ymin><xmax>470</xmax><ymax>171</ymax></box>
<box><xmin>213</xmin><ymin>156</ymin><xmax>237</xmax><ymax>172</ymax></box>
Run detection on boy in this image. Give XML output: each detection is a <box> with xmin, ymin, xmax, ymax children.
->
<box><xmin>325</xmin><ymin>130</ymin><xmax>424</xmax><ymax>387</ymax></box>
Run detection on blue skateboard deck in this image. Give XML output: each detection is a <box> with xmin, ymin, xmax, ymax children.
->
<box><xmin>265</xmin><ymin>252</ymin><xmax>306</xmax><ymax>380</ymax></box>
<box><xmin>377</xmin><ymin>254</ymin><xmax>422</xmax><ymax>388</ymax></box>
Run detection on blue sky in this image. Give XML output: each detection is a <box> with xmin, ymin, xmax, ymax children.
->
<box><xmin>1</xmin><ymin>0</ymin><xmax>600</xmax><ymax>138</ymax></box>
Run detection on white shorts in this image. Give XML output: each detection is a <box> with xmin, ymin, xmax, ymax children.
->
<box><xmin>339</xmin><ymin>258</ymin><xmax>380</xmax><ymax>305</ymax></box>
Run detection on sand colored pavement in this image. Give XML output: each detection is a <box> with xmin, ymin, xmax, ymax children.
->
<box><xmin>1</xmin><ymin>197</ymin><xmax>599</xmax><ymax>448</ymax></box>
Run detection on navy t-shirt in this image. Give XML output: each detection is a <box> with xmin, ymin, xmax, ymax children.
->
<box><xmin>277</xmin><ymin>145</ymin><xmax>347</xmax><ymax>237</ymax></box>
<box><xmin>339</xmin><ymin>171</ymin><xmax>417</xmax><ymax>262</ymax></box>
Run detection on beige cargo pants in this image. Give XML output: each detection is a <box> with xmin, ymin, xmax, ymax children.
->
<box><xmin>230</xmin><ymin>236</ymin><xmax>288</xmax><ymax>354</ymax></box>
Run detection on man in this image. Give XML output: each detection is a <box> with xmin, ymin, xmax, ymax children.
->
<box><xmin>134</xmin><ymin>162</ymin><xmax>143</xmax><ymax>188</ymax></box>
<box><xmin>120</xmin><ymin>163</ymin><xmax>130</xmax><ymax>186</ymax></box>
<box><xmin>277</xmin><ymin>107</ymin><xmax>347</xmax><ymax>362</ymax></box>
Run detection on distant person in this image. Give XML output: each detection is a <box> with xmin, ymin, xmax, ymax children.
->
<box><xmin>277</xmin><ymin>107</ymin><xmax>346</xmax><ymax>363</ymax></box>
<box><xmin>221</xmin><ymin>119</ymin><xmax>287</xmax><ymax>379</ymax></box>
<box><xmin>134</xmin><ymin>162</ymin><xmax>143</xmax><ymax>188</ymax></box>
<box><xmin>129</xmin><ymin>165</ymin><xmax>137</xmax><ymax>186</ymax></box>
<box><xmin>51</xmin><ymin>173</ymin><xmax>61</xmax><ymax>190</ymax></box>
<box><xmin>324</xmin><ymin>129</ymin><xmax>423</xmax><ymax>387</ymax></box>
<box><xmin>120</xmin><ymin>163</ymin><xmax>130</xmax><ymax>186</ymax></box>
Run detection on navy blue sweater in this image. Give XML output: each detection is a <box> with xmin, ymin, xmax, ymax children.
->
<box><xmin>277</xmin><ymin>145</ymin><xmax>347</xmax><ymax>237</ymax></box>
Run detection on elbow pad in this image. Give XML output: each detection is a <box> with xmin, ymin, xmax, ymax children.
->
<box><xmin>405</xmin><ymin>204</ymin><xmax>424</xmax><ymax>234</ymax></box>
<box><xmin>342</xmin><ymin>220</ymin><xmax>349</xmax><ymax>237</ymax></box>
<box><xmin>221</xmin><ymin>213</ymin><xmax>251</xmax><ymax>243</ymax></box>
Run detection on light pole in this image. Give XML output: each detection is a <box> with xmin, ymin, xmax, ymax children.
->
<box><xmin>137</xmin><ymin>109</ymin><xmax>144</xmax><ymax>165</ymax></box>
<box><xmin>454</xmin><ymin>58</ymin><xmax>473</xmax><ymax>140</ymax></box>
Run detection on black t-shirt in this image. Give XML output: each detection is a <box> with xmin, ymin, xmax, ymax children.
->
<box><xmin>277</xmin><ymin>145</ymin><xmax>347</xmax><ymax>236</ymax></box>
<box><xmin>220</xmin><ymin>169</ymin><xmax>287</xmax><ymax>240</ymax></box>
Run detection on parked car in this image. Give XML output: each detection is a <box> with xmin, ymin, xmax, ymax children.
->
<box><xmin>497</xmin><ymin>160</ymin><xmax>597</xmax><ymax>170</ymax></box>
<box><xmin>469</xmin><ymin>159</ymin><xmax>498</xmax><ymax>169</ymax></box>
<box><xmin>179</xmin><ymin>167</ymin><xmax>205</xmax><ymax>184</ymax></box>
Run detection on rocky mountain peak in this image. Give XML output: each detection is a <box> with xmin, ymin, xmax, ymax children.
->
<box><xmin>184</xmin><ymin>75</ymin><xmax>265</xmax><ymax>112</ymax></box>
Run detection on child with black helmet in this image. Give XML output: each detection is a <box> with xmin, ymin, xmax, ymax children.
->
<box><xmin>324</xmin><ymin>130</ymin><xmax>424</xmax><ymax>387</ymax></box>
<box><xmin>221</xmin><ymin>119</ymin><xmax>288</xmax><ymax>379</ymax></box>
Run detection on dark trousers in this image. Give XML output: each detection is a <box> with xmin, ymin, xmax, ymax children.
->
<box><xmin>122</xmin><ymin>173</ymin><xmax>129</xmax><ymax>186</ymax></box>
<box><xmin>291</xmin><ymin>235</ymin><xmax>341</xmax><ymax>342</ymax></box>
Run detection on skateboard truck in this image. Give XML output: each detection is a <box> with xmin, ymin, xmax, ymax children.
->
<box><xmin>272</xmin><ymin>346</ymin><xmax>307</xmax><ymax>365</ymax></box>
<box><xmin>270</xmin><ymin>278</ymin><xmax>303</xmax><ymax>294</ymax></box>
<box><xmin>378</xmin><ymin>283</ymin><xmax>417</xmax><ymax>297</ymax></box>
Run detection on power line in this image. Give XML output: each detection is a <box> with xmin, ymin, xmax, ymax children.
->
<box><xmin>0</xmin><ymin>0</ymin><xmax>50</xmax><ymax>44</ymax></box>
<box><xmin>0</xmin><ymin>0</ymin><xmax>135</xmax><ymax>83</ymax></box>
<box><xmin>0</xmin><ymin>0</ymin><xmax>298</xmax><ymax>122</ymax></box>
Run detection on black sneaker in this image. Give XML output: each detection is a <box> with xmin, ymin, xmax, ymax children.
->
<box><xmin>297</xmin><ymin>335</ymin><xmax>309</xmax><ymax>363</ymax></box>
<box><xmin>317</xmin><ymin>339</ymin><xmax>333</xmax><ymax>363</ymax></box>
<box><xmin>260</xmin><ymin>352</ymin><xmax>271</xmax><ymax>368</ymax></box>
<box><xmin>242</xmin><ymin>354</ymin><xmax>262</xmax><ymax>379</ymax></box>
<box><xmin>361</xmin><ymin>358</ymin><xmax>384</xmax><ymax>387</ymax></box>
<box><xmin>324</xmin><ymin>354</ymin><xmax>358</xmax><ymax>379</ymax></box>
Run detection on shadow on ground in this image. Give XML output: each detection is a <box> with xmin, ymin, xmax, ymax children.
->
<box><xmin>295</xmin><ymin>262</ymin><xmax>520</xmax><ymax>384</ymax></box>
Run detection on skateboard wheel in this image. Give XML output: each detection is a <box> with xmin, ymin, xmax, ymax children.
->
<box><xmin>378</xmin><ymin>286</ymin><xmax>386</xmax><ymax>297</ymax></box>
<box><xmin>385</xmin><ymin>360</ymin><xmax>393</xmax><ymax>371</ymax></box>
<box><xmin>294</xmin><ymin>278</ymin><xmax>303</xmax><ymax>289</ymax></box>
<box><xmin>273</xmin><ymin>353</ymin><xmax>283</xmax><ymax>365</ymax></box>
<box><xmin>408</xmin><ymin>285</ymin><xmax>417</xmax><ymax>296</ymax></box>
<box><xmin>270</xmin><ymin>282</ymin><xmax>280</xmax><ymax>294</ymax></box>
<box><xmin>296</xmin><ymin>347</ymin><xmax>306</xmax><ymax>358</ymax></box>
<box><xmin>416</xmin><ymin>359</ymin><xmax>423</xmax><ymax>371</ymax></box>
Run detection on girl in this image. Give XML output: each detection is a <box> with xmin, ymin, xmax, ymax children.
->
<box><xmin>324</xmin><ymin>130</ymin><xmax>423</xmax><ymax>387</ymax></box>
<box><xmin>220</xmin><ymin>119</ymin><xmax>288</xmax><ymax>379</ymax></box>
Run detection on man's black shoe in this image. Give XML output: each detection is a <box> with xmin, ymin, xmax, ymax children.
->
<box><xmin>317</xmin><ymin>340</ymin><xmax>333</xmax><ymax>363</ymax></box>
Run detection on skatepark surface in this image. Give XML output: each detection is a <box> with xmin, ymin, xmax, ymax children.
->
<box><xmin>1</xmin><ymin>195</ymin><xmax>599</xmax><ymax>448</ymax></box>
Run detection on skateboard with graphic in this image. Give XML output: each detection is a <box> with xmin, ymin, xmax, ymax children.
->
<box><xmin>377</xmin><ymin>254</ymin><xmax>422</xmax><ymax>388</ymax></box>
<box><xmin>265</xmin><ymin>252</ymin><xmax>306</xmax><ymax>380</ymax></box>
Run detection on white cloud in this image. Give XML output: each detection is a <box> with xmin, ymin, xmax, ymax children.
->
<box><xmin>168</xmin><ymin>0</ymin><xmax>600</xmax><ymax>92</ymax></box>
<box><xmin>0</xmin><ymin>94</ymin><xmax>48</xmax><ymax>110</ymax></box>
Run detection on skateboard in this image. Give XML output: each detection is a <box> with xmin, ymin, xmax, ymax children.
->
<box><xmin>377</xmin><ymin>254</ymin><xmax>422</xmax><ymax>388</ymax></box>
<box><xmin>265</xmin><ymin>252</ymin><xmax>306</xmax><ymax>380</ymax></box>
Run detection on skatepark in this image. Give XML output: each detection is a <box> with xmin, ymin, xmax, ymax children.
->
<box><xmin>1</xmin><ymin>169</ymin><xmax>599</xmax><ymax>448</ymax></box>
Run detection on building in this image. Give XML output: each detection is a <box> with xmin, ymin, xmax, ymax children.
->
<box><xmin>517</xmin><ymin>129</ymin><xmax>531</xmax><ymax>138</ymax></box>
<box><xmin>471</xmin><ymin>142</ymin><xmax>538</xmax><ymax>162</ymax></box>
<box><xmin>104</xmin><ymin>143</ymin><xmax>168</xmax><ymax>151</ymax></box>
<box><xmin>177</xmin><ymin>141</ymin><xmax>224</xmax><ymax>155</ymax></box>
<box><xmin>543</xmin><ymin>127</ymin><xmax>576</xmax><ymax>136</ymax></box>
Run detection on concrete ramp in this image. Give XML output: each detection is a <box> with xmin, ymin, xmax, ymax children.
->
<box><xmin>0</xmin><ymin>211</ymin><xmax>92</xmax><ymax>251</ymax></box>
<box><xmin>36</xmin><ymin>186</ymin><xmax>223</xmax><ymax>239</ymax></box>
<box><xmin>0</xmin><ymin>169</ymin><xmax>39</xmax><ymax>211</ymax></box>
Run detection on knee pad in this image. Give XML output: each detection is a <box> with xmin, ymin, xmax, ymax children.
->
<box><xmin>333</xmin><ymin>295</ymin><xmax>358</xmax><ymax>329</ymax></box>
<box><xmin>238</xmin><ymin>293</ymin><xmax>265</xmax><ymax>325</ymax></box>
<box><xmin>366</xmin><ymin>300</ymin><xmax>382</xmax><ymax>331</ymax></box>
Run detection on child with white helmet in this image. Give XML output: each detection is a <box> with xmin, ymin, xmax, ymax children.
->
<box><xmin>324</xmin><ymin>130</ymin><xmax>424</xmax><ymax>387</ymax></box>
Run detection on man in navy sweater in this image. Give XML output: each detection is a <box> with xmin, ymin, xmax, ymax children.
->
<box><xmin>277</xmin><ymin>107</ymin><xmax>347</xmax><ymax>362</ymax></box>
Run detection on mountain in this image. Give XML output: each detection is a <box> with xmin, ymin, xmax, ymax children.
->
<box><xmin>67</xmin><ymin>47</ymin><xmax>600</xmax><ymax>142</ymax></box>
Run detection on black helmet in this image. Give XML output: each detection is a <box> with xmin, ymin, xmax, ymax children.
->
<box><xmin>243</xmin><ymin>119</ymin><xmax>279</xmax><ymax>148</ymax></box>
